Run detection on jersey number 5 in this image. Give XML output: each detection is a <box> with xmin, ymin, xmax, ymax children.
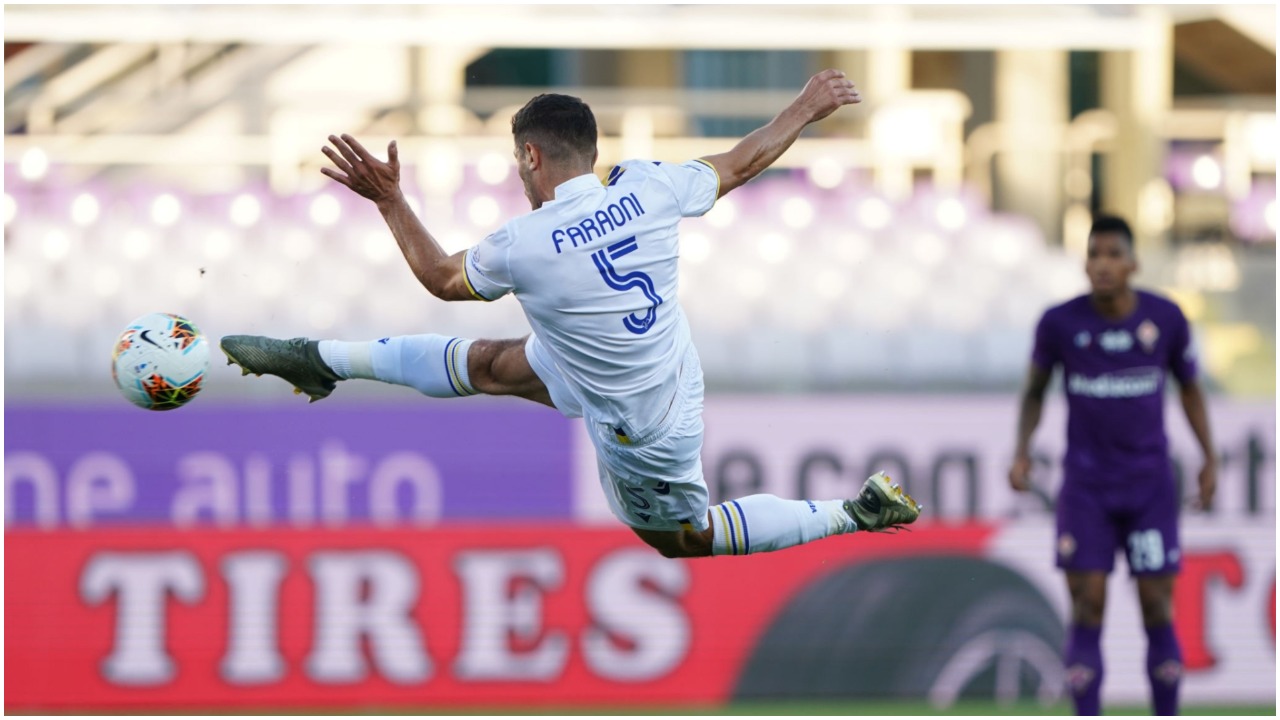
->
<box><xmin>592</xmin><ymin>236</ymin><xmax>664</xmax><ymax>335</ymax></box>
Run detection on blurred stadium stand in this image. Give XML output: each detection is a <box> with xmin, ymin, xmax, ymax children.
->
<box><xmin>3</xmin><ymin>4</ymin><xmax>1275</xmax><ymax>399</ymax></box>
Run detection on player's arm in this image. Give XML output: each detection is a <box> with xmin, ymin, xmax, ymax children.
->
<box><xmin>1009</xmin><ymin>362</ymin><xmax>1052</xmax><ymax>492</ymax></box>
<box><xmin>321</xmin><ymin>134</ymin><xmax>477</xmax><ymax>302</ymax></box>
<box><xmin>1177</xmin><ymin>376</ymin><xmax>1217</xmax><ymax>510</ymax></box>
<box><xmin>698</xmin><ymin>69</ymin><xmax>861</xmax><ymax>199</ymax></box>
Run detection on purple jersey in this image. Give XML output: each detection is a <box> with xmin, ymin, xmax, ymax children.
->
<box><xmin>1032</xmin><ymin>289</ymin><xmax>1197</xmax><ymax>484</ymax></box>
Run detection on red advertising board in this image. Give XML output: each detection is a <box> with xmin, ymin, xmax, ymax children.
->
<box><xmin>6</xmin><ymin>525</ymin><xmax>991</xmax><ymax>711</ymax></box>
<box><xmin>8</xmin><ymin>522</ymin><xmax>1273</xmax><ymax>711</ymax></box>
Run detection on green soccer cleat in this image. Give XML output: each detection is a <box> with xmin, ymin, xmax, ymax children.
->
<box><xmin>844</xmin><ymin>471</ymin><xmax>922</xmax><ymax>532</ymax></box>
<box><xmin>220</xmin><ymin>335</ymin><xmax>341</xmax><ymax>403</ymax></box>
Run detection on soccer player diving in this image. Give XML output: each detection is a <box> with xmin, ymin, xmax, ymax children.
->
<box><xmin>222</xmin><ymin>69</ymin><xmax>921</xmax><ymax>560</ymax></box>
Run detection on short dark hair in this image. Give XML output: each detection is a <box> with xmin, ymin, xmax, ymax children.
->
<box><xmin>511</xmin><ymin>93</ymin><xmax>597</xmax><ymax>162</ymax></box>
<box><xmin>1089</xmin><ymin>214</ymin><xmax>1134</xmax><ymax>249</ymax></box>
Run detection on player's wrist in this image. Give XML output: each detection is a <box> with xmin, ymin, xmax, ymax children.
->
<box><xmin>374</xmin><ymin>188</ymin><xmax>407</xmax><ymax>211</ymax></box>
<box><xmin>777</xmin><ymin>103</ymin><xmax>813</xmax><ymax>129</ymax></box>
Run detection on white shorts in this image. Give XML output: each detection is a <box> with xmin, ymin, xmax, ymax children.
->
<box><xmin>525</xmin><ymin>334</ymin><xmax>710</xmax><ymax>532</ymax></box>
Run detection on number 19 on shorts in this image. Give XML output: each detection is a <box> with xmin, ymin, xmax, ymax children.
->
<box><xmin>1127</xmin><ymin>529</ymin><xmax>1165</xmax><ymax>572</ymax></box>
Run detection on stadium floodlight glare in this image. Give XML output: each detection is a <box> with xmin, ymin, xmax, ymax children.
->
<box><xmin>42</xmin><ymin>229</ymin><xmax>72</xmax><ymax>261</ymax></box>
<box><xmin>832</xmin><ymin>232</ymin><xmax>872</xmax><ymax>266</ymax></box>
<box><xmin>735</xmin><ymin>266</ymin><xmax>768</xmax><ymax>300</ymax></box>
<box><xmin>872</xmin><ymin>105</ymin><xmax>941</xmax><ymax>161</ymax></box>
<box><xmin>229</xmin><ymin>193</ymin><xmax>262</xmax><ymax>228</ymax></box>
<box><xmin>92</xmin><ymin>266</ymin><xmax>121</xmax><ymax>298</ymax></box>
<box><xmin>910</xmin><ymin>232</ymin><xmax>948</xmax><ymax>266</ymax></box>
<box><xmin>681</xmin><ymin>232</ymin><xmax>711</xmax><ymax>266</ymax></box>
<box><xmin>439</xmin><ymin>231</ymin><xmax>470</xmax><ymax>255</ymax></box>
<box><xmin>5</xmin><ymin>261</ymin><xmax>31</xmax><ymax>299</ymax></box>
<box><xmin>808</xmin><ymin>157</ymin><xmax>845</xmax><ymax>189</ymax></box>
<box><xmin>704</xmin><ymin>197</ymin><xmax>736</xmax><ymax>228</ymax></box>
<box><xmin>122</xmin><ymin>229</ymin><xmax>154</xmax><ymax>261</ymax></box>
<box><xmin>282</xmin><ymin>229</ymin><xmax>315</xmax><ymax>261</ymax></box>
<box><xmin>362</xmin><ymin>230</ymin><xmax>396</xmax><ymax>264</ymax></box>
<box><xmin>203</xmin><ymin>229</ymin><xmax>234</xmax><ymax>261</ymax></box>
<box><xmin>150</xmin><ymin>193</ymin><xmax>182</xmax><ymax>226</ymax></box>
<box><xmin>757</xmin><ymin>232</ymin><xmax>793</xmax><ymax>264</ymax></box>
<box><xmin>935</xmin><ymin>198</ymin><xmax>967</xmax><ymax>231</ymax></box>
<box><xmin>477</xmin><ymin>152</ymin><xmax>512</xmax><ymax>185</ymax></box>
<box><xmin>856</xmin><ymin>197</ymin><xmax>892</xmax><ymax>230</ymax></box>
<box><xmin>309</xmin><ymin>194</ymin><xmax>340</xmax><ymax>226</ymax></box>
<box><xmin>780</xmin><ymin>196</ymin><xmax>814</xmax><ymax>230</ymax></box>
<box><xmin>423</xmin><ymin>145</ymin><xmax>462</xmax><ymax>193</ymax></box>
<box><xmin>20</xmin><ymin>147</ymin><xmax>49</xmax><ymax>181</ymax></box>
<box><xmin>988</xmin><ymin>229</ymin><xmax>1028</xmax><ymax>268</ymax></box>
<box><xmin>3</xmin><ymin>193</ymin><xmax>16</xmax><ymax>226</ymax></box>
<box><xmin>468</xmin><ymin>195</ymin><xmax>500</xmax><ymax>227</ymax></box>
<box><xmin>1246</xmin><ymin>114</ymin><xmax>1277</xmax><ymax>166</ymax></box>
<box><xmin>70</xmin><ymin>193</ymin><xmax>100</xmax><ymax>227</ymax></box>
<box><xmin>1191</xmin><ymin>155</ymin><xmax>1222</xmax><ymax>190</ymax></box>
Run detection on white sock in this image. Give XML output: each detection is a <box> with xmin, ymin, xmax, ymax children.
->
<box><xmin>710</xmin><ymin>495</ymin><xmax>855</xmax><ymax>556</ymax></box>
<box><xmin>318</xmin><ymin>335</ymin><xmax>476</xmax><ymax>398</ymax></box>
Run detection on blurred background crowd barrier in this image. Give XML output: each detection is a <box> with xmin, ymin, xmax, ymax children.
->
<box><xmin>4</xmin><ymin>4</ymin><xmax>1275</xmax><ymax>713</ymax></box>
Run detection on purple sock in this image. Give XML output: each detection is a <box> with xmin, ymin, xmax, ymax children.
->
<box><xmin>1064</xmin><ymin>624</ymin><xmax>1103</xmax><ymax>715</ymax></box>
<box><xmin>1146</xmin><ymin>623</ymin><xmax>1183</xmax><ymax>716</ymax></box>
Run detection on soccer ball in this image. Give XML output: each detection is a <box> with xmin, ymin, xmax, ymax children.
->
<box><xmin>111</xmin><ymin>312</ymin><xmax>210</xmax><ymax>410</ymax></box>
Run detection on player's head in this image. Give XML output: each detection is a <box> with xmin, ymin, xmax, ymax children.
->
<box><xmin>1085</xmin><ymin>214</ymin><xmax>1137</xmax><ymax>298</ymax></box>
<box><xmin>511</xmin><ymin>94</ymin><xmax>598</xmax><ymax>208</ymax></box>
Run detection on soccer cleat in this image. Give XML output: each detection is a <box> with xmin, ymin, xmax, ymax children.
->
<box><xmin>220</xmin><ymin>335</ymin><xmax>340</xmax><ymax>403</ymax></box>
<box><xmin>844</xmin><ymin>471</ymin><xmax>922</xmax><ymax>532</ymax></box>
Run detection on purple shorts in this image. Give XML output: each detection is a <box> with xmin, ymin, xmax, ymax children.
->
<box><xmin>1055</xmin><ymin>475</ymin><xmax>1182</xmax><ymax>576</ymax></box>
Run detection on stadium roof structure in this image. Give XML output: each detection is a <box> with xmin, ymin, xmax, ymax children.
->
<box><xmin>4</xmin><ymin>4</ymin><xmax>1270</xmax><ymax>51</ymax></box>
<box><xmin>2</xmin><ymin>5</ymin><xmax>1271</xmax><ymax>205</ymax></box>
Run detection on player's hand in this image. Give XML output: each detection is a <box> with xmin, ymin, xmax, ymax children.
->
<box><xmin>1194</xmin><ymin>461</ymin><xmax>1217</xmax><ymax>511</ymax></box>
<box><xmin>321</xmin><ymin>134</ymin><xmax>401</xmax><ymax>204</ymax></box>
<box><xmin>793</xmin><ymin>69</ymin><xmax>862</xmax><ymax>124</ymax></box>
<box><xmin>1008</xmin><ymin>454</ymin><xmax>1033</xmax><ymax>492</ymax></box>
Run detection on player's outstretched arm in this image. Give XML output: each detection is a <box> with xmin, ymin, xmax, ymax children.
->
<box><xmin>1178</xmin><ymin>377</ymin><xmax>1217</xmax><ymax>510</ymax></box>
<box><xmin>698</xmin><ymin>69</ymin><xmax>861</xmax><ymax>199</ymax></box>
<box><xmin>321</xmin><ymin>134</ymin><xmax>477</xmax><ymax>302</ymax></box>
<box><xmin>1009</xmin><ymin>362</ymin><xmax>1052</xmax><ymax>492</ymax></box>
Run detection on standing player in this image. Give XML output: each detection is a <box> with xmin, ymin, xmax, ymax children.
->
<box><xmin>222</xmin><ymin>69</ymin><xmax>920</xmax><ymax>559</ymax></box>
<box><xmin>1008</xmin><ymin>215</ymin><xmax>1216</xmax><ymax>716</ymax></box>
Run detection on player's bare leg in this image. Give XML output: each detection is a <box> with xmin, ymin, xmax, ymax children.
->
<box><xmin>632</xmin><ymin>524</ymin><xmax>715</xmax><ymax>559</ymax></box>
<box><xmin>1064</xmin><ymin>571</ymin><xmax>1108</xmax><ymax>715</ymax></box>
<box><xmin>221</xmin><ymin>333</ymin><xmax>553</xmax><ymax>407</ymax></box>
<box><xmin>1136</xmin><ymin>573</ymin><xmax>1175</xmax><ymax>625</ymax></box>
<box><xmin>1137</xmin><ymin>573</ymin><xmax>1181</xmax><ymax>716</ymax></box>
<box><xmin>629</xmin><ymin>473</ymin><xmax>920</xmax><ymax>559</ymax></box>
<box><xmin>1067</xmin><ymin>571</ymin><xmax>1108</xmax><ymax>625</ymax></box>
<box><xmin>466</xmin><ymin>338</ymin><xmax>553</xmax><ymax>407</ymax></box>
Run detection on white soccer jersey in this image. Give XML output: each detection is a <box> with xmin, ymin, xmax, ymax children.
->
<box><xmin>464</xmin><ymin>158</ymin><xmax>719</xmax><ymax>436</ymax></box>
